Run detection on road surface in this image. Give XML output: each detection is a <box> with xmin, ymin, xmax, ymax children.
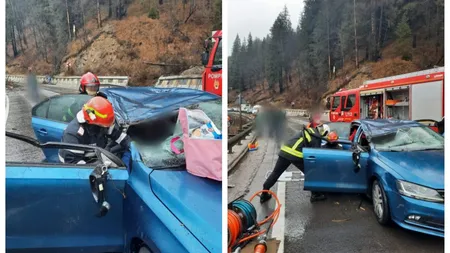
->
<box><xmin>6</xmin><ymin>84</ymin><xmax>74</xmax><ymax>162</ymax></box>
<box><xmin>228</xmin><ymin>117</ymin><xmax>444</xmax><ymax>253</ymax></box>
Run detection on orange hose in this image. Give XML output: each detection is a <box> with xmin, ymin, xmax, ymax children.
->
<box><xmin>237</xmin><ymin>190</ymin><xmax>282</xmax><ymax>244</ymax></box>
<box><xmin>228</xmin><ymin>210</ymin><xmax>242</xmax><ymax>248</ymax></box>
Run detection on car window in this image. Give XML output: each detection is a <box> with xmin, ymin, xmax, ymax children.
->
<box><xmin>371</xmin><ymin>126</ymin><xmax>444</xmax><ymax>152</ymax></box>
<box><xmin>47</xmin><ymin>95</ymin><xmax>91</xmax><ymax>123</ymax></box>
<box><xmin>346</xmin><ymin>94</ymin><xmax>355</xmax><ymax>109</ymax></box>
<box><xmin>332</xmin><ymin>96</ymin><xmax>340</xmax><ymax>110</ymax></box>
<box><xmin>213</xmin><ymin>39</ymin><xmax>222</xmax><ymax>66</ymax></box>
<box><xmin>328</xmin><ymin>122</ymin><xmax>351</xmax><ymax>139</ymax></box>
<box><xmin>32</xmin><ymin>99</ymin><xmax>51</xmax><ymax>118</ymax></box>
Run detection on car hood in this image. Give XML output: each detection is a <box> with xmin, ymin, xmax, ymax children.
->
<box><xmin>149</xmin><ymin>169</ymin><xmax>221</xmax><ymax>252</ymax></box>
<box><xmin>100</xmin><ymin>87</ymin><xmax>219</xmax><ymax>125</ymax></box>
<box><xmin>378</xmin><ymin>150</ymin><xmax>444</xmax><ymax>189</ymax></box>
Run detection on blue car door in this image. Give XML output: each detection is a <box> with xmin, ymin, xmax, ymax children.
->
<box><xmin>6</xmin><ymin>161</ymin><xmax>128</xmax><ymax>253</ymax></box>
<box><xmin>31</xmin><ymin>94</ymin><xmax>91</xmax><ymax>162</ymax></box>
<box><xmin>303</xmin><ymin>147</ymin><xmax>368</xmax><ymax>193</ymax></box>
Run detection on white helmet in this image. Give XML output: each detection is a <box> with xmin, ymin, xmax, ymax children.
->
<box><xmin>319</xmin><ymin>124</ymin><xmax>331</xmax><ymax>136</ymax></box>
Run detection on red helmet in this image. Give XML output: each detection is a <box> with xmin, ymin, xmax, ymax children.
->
<box><xmin>79</xmin><ymin>72</ymin><xmax>100</xmax><ymax>95</ymax></box>
<box><xmin>327</xmin><ymin>131</ymin><xmax>339</xmax><ymax>143</ymax></box>
<box><xmin>82</xmin><ymin>97</ymin><xmax>115</xmax><ymax>128</ymax></box>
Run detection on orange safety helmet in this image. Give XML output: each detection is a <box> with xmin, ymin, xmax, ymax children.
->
<box><xmin>327</xmin><ymin>131</ymin><xmax>339</xmax><ymax>143</ymax></box>
<box><xmin>79</xmin><ymin>72</ymin><xmax>100</xmax><ymax>95</ymax></box>
<box><xmin>82</xmin><ymin>97</ymin><xmax>115</xmax><ymax>128</ymax></box>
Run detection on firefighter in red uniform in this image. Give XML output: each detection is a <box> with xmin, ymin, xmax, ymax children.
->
<box><xmin>260</xmin><ymin>112</ymin><xmax>328</xmax><ymax>203</ymax></box>
<box><xmin>59</xmin><ymin>97</ymin><xmax>131</xmax><ymax>164</ymax></box>
<box><xmin>62</xmin><ymin>72</ymin><xmax>102</xmax><ymax>122</ymax></box>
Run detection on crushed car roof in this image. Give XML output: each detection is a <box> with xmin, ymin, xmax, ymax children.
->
<box><xmin>359</xmin><ymin>119</ymin><xmax>423</xmax><ymax>139</ymax></box>
<box><xmin>99</xmin><ymin>87</ymin><xmax>219</xmax><ymax>125</ymax></box>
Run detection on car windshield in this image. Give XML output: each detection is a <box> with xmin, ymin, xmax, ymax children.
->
<box><xmin>371</xmin><ymin>126</ymin><xmax>444</xmax><ymax>152</ymax></box>
<box><xmin>137</xmin><ymin>99</ymin><xmax>221</xmax><ymax>168</ymax></box>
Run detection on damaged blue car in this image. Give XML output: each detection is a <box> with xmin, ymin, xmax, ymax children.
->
<box><xmin>6</xmin><ymin>87</ymin><xmax>222</xmax><ymax>253</ymax></box>
<box><xmin>303</xmin><ymin>119</ymin><xmax>444</xmax><ymax>237</ymax></box>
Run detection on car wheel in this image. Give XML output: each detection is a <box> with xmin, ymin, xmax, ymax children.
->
<box><xmin>138</xmin><ymin>246</ymin><xmax>151</xmax><ymax>253</ymax></box>
<box><xmin>372</xmin><ymin>180</ymin><xmax>390</xmax><ymax>225</ymax></box>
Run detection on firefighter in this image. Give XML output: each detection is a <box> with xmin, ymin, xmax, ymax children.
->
<box><xmin>260</xmin><ymin>112</ymin><xmax>327</xmax><ymax>203</ymax></box>
<box><xmin>59</xmin><ymin>96</ymin><xmax>131</xmax><ymax>164</ymax></box>
<box><xmin>62</xmin><ymin>72</ymin><xmax>102</xmax><ymax>122</ymax></box>
<box><xmin>322</xmin><ymin>131</ymin><xmax>343</xmax><ymax>150</ymax></box>
<box><xmin>79</xmin><ymin>72</ymin><xmax>101</xmax><ymax>95</ymax></box>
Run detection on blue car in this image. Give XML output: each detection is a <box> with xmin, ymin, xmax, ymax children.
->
<box><xmin>303</xmin><ymin>119</ymin><xmax>444</xmax><ymax>237</ymax></box>
<box><xmin>6</xmin><ymin>87</ymin><xmax>222</xmax><ymax>253</ymax></box>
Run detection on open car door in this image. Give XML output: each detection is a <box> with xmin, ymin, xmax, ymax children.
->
<box><xmin>303</xmin><ymin>146</ymin><xmax>368</xmax><ymax>193</ymax></box>
<box><xmin>31</xmin><ymin>94</ymin><xmax>91</xmax><ymax>162</ymax></box>
<box><xmin>6</xmin><ymin>133</ymin><xmax>128</xmax><ymax>253</ymax></box>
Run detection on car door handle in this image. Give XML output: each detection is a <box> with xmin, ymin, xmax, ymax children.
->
<box><xmin>38</xmin><ymin>129</ymin><xmax>48</xmax><ymax>135</ymax></box>
<box><xmin>305</xmin><ymin>156</ymin><xmax>316</xmax><ymax>160</ymax></box>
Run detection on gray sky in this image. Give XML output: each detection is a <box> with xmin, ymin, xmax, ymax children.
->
<box><xmin>227</xmin><ymin>0</ymin><xmax>305</xmax><ymax>55</ymax></box>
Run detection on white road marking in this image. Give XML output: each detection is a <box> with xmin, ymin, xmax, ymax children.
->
<box><xmin>6</xmin><ymin>95</ymin><xmax>10</xmax><ymax>123</ymax></box>
<box><xmin>272</xmin><ymin>182</ymin><xmax>286</xmax><ymax>253</ymax></box>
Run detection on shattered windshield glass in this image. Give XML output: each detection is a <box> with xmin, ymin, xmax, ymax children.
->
<box><xmin>372</xmin><ymin>126</ymin><xmax>444</xmax><ymax>152</ymax></box>
<box><xmin>137</xmin><ymin>99</ymin><xmax>221</xmax><ymax>169</ymax></box>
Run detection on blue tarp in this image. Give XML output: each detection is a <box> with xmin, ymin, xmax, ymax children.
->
<box><xmin>359</xmin><ymin>119</ymin><xmax>423</xmax><ymax>140</ymax></box>
<box><xmin>99</xmin><ymin>87</ymin><xmax>219</xmax><ymax>125</ymax></box>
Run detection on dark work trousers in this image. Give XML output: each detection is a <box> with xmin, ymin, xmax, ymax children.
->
<box><xmin>263</xmin><ymin>155</ymin><xmax>304</xmax><ymax>190</ymax></box>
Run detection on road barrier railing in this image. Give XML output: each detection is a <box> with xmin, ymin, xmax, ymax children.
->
<box><xmin>6</xmin><ymin>75</ymin><xmax>129</xmax><ymax>90</ymax></box>
<box><xmin>228</xmin><ymin>121</ymin><xmax>254</xmax><ymax>154</ymax></box>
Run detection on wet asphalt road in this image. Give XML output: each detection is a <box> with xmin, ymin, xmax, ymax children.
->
<box><xmin>6</xmin><ymin>88</ymin><xmax>45</xmax><ymax>162</ymax></box>
<box><xmin>228</xmin><ymin>117</ymin><xmax>444</xmax><ymax>253</ymax></box>
<box><xmin>6</xmin><ymin>84</ymin><xmax>73</xmax><ymax>162</ymax></box>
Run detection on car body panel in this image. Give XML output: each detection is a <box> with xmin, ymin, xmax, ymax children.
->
<box><xmin>149</xmin><ymin>168</ymin><xmax>222</xmax><ymax>252</ymax></box>
<box><xmin>305</xmin><ymin>119</ymin><xmax>444</xmax><ymax>237</ymax></box>
<box><xmin>6</xmin><ymin>163</ymin><xmax>128</xmax><ymax>252</ymax></box>
<box><xmin>31</xmin><ymin>117</ymin><xmax>67</xmax><ymax>162</ymax></box>
<box><xmin>378</xmin><ymin>151</ymin><xmax>444</xmax><ymax>189</ymax></box>
<box><xmin>389</xmin><ymin>192</ymin><xmax>444</xmax><ymax>237</ymax></box>
<box><xmin>303</xmin><ymin>148</ymin><xmax>368</xmax><ymax>193</ymax></box>
<box><xmin>124</xmin><ymin>145</ymin><xmax>213</xmax><ymax>253</ymax></box>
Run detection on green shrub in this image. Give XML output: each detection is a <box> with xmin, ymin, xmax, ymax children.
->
<box><xmin>148</xmin><ymin>8</ymin><xmax>159</xmax><ymax>19</ymax></box>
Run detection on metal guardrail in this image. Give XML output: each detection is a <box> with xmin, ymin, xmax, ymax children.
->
<box><xmin>6</xmin><ymin>75</ymin><xmax>128</xmax><ymax>89</ymax></box>
<box><xmin>228</xmin><ymin>121</ymin><xmax>254</xmax><ymax>154</ymax></box>
<box><xmin>154</xmin><ymin>75</ymin><xmax>202</xmax><ymax>90</ymax></box>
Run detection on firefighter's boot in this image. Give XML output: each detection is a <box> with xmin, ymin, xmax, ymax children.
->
<box><xmin>260</xmin><ymin>192</ymin><xmax>272</xmax><ymax>204</ymax></box>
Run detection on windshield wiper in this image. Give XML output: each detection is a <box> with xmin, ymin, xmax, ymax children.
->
<box><xmin>420</xmin><ymin>148</ymin><xmax>444</xmax><ymax>151</ymax></box>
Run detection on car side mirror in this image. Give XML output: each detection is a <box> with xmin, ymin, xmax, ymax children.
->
<box><xmin>201</xmin><ymin>51</ymin><xmax>209</xmax><ymax>66</ymax></box>
<box><xmin>352</xmin><ymin>150</ymin><xmax>361</xmax><ymax>173</ymax></box>
<box><xmin>204</xmin><ymin>39</ymin><xmax>210</xmax><ymax>49</ymax></box>
<box><xmin>211</xmin><ymin>65</ymin><xmax>222</xmax><ymax>72</ymax></box>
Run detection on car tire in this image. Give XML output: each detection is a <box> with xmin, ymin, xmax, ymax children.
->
<box><xmin>138</xmin><ymin>246</ymin><xmax>151</xmax><ymax>253</ymax></box>
<box><xmin>372</xmin><ymin>180</ymin><xmax>390</xmax><ymax>225</ymax></box>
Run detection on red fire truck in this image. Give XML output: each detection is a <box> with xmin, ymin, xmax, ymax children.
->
<box><xmin>201</xmin><ymin>30</ymin><xmax>222</xmax><ymax>96</ymax></box>
<box><xmin>328</xmin><ymin>67</ymin><xmax>444</xmax><ymax>125</ymax></box>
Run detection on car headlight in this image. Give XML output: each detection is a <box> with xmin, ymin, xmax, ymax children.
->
<box><xmin>396</xmin><ymin>180</ymin><xmax>443</xmax><ymax>203</ymax></box>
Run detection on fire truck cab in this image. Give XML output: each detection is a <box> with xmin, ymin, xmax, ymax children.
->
<box><xmin>201</xmin><ymin>30</ymin><xmax>222</xmax><ymax>96</ymax></box>
<box><xmin>329</xmin><ymin>67</ymin><xmax>444</xmax><ymax>124</ymax></box>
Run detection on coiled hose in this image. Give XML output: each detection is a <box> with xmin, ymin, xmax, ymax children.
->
<box><xmin>228</xmin><ymin>190</ymin><xmax>281</xmax><ymax>252</ymax></box>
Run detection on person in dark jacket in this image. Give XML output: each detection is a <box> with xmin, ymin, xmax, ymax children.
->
<box><xmin>59</xmin><ymin>96</ymin><xmax>131</xmax><ymax>164</ymax></box>
<box><xmin>26</xmin><ymin>67</ymin><xmax>39</xmax><ymax>103</ymax></box>
<box><xmin>260</xmin><ymin>112</ymin><xmax>327</xmax><ymax>203</ymax></box>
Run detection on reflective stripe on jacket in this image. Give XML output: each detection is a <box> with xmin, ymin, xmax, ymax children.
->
<box><xmin>279</xmin><ymin>126</ymin><xmax>321</xmax><ymax>161</ymax></box>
